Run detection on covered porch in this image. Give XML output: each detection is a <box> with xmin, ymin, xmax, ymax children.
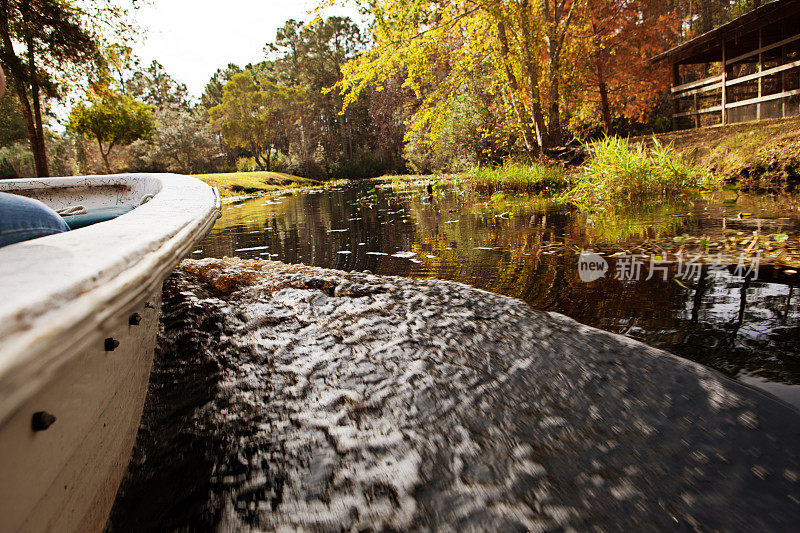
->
<box><xmin>652</xmin><ymin>0</ymin><xmax>800</xmax><ymax>130</ymax></box>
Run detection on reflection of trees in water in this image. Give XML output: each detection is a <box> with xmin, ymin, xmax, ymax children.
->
<box><xmin>198</xmin><ymin>184</ymin><xmax>800</xmax><ymax>395</ymax></box>
<box><xmin>202</xmin><ymin>188</ymin><xmax>422</xmax><ymax>273</ymax></box>
<box><xmin>661</xmin><ymin>270</ymin><xmax>800</xmax><ymax>386</ymax></box>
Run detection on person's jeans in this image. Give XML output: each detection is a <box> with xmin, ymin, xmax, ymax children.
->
<box><xmin>0</xmin><ymin>191</ymin><xmax>69</xmax><ymax>248</ymax></box>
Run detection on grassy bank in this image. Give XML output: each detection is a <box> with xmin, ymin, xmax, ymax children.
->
<box><xmin>465</xmin><ymin>137</ymin><xmax>714</xmax><ymax>202</ymax></box>
<box><xmin>463</xmin><ymin>117</ymin><xmax>800</xmax><ymax>198</ymax></box>
<box><xmin>193</xmin><ymin>171</ymin><xmax>319</xmax><ymax>198</ymax></box>
<box><xmin>470</xmin><ymin>163</ymin><xmax>568</xmax><ymax>193</ymax></box>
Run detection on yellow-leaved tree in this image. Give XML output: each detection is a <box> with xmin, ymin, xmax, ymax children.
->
<box><xmin>329</xmin><ymin>0</ymin><xmax>587</xmax><ymax>158</ymax></box>
<box><xmin>209</xmin><ymin>71</ymin><xmax>301</xmax><ymax>172</ymax></box>
<box><xmin>326</xmin><ymin>0</ymin><xmax>688</xmax><ymax>157</ymax></box>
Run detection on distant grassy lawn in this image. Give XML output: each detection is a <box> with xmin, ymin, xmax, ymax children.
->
<box><xmin>193</xmin><ymin>171</ymin><xmax>319</xmax><ymax>198</ymax></box>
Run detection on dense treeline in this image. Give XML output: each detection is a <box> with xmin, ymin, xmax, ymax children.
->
<box><xmin>204</xmin><ymin>17</ymin><xmax>406</xmax><ymax>179</ymax></box>
<box><xmin>337</xmin><ymin>0</ymin><xmax>767</xmax><ymax>171</ymax></box>
<box><xmin>0</xmin><ymin>0</ymin><xmax>769</xmax><ymax>179</ymax></box>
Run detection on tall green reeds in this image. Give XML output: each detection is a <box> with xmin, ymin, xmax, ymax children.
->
<box><xmin>567</xmin><ymin>137</ymin><xmax>717</xmax><ymax>203</ymax></box>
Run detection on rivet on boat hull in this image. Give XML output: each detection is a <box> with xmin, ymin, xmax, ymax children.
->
<box><xmin>105</xmin><ymin>338</ymin><xmax>119</xmax><ymax>351</ymax></box>
<box><xmin>31</xmin><ymin>411</ymin><xmax>56</xmax><ymax>431</ymax></box>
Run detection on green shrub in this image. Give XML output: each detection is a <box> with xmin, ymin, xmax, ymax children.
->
<box><xmin>0</xmin><ymin>142</ymin><xmax>34</xmax><ymax>178</ymax></box>
<box><xmin>568</xmin><ymin>136</ymin><xmax>717</xmax><ymax>202</ymax></box>
<box><xmin>471</xmin><ymin>162</ymin><xmax>567</xmax><ymax>193</ymax></box>
<box><xmin>236</xmin><ymin>156</ymin><xmax>258</xmax><ymax>172</ymax></box>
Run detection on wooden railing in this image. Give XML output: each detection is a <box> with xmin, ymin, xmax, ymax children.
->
<box><xmin>672</xmin><ymin>29</ymin><xmax>800</xmax><ymax>128</ymax></box>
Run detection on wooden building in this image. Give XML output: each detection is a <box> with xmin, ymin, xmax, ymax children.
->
<box><xmin>652</xmin><ymin>0</ymin><xmax>800</xmax><ymax>130</ymax></box>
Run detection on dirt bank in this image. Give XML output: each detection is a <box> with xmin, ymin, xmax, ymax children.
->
<box><xmin>639</xmin><ymin>117</ymin><xmax>800</xmax><ymax>189</ymax></box>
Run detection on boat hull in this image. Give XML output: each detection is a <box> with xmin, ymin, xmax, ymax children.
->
<box><xmin>0</xmin><ymin>290</ymin><xmax>160</xmax><ymax>532</ymax></box>
<box><xmin>0</xmin><ymin>174</ymin><xmax>220</xmax><ymax>532</ymax></box>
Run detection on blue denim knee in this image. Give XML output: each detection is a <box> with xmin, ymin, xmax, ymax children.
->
<box><xmin>0</xmin><ymin>191</ymin><xmax>69</xmax><ymax>248</ymax></box>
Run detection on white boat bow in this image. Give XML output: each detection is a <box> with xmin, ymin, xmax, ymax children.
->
<box><xmin>0</xmin><ymin>173</ymin><xmax>220</xmax><ymax>532</ymax></box>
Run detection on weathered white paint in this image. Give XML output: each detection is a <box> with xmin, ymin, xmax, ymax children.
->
<box><xmin>0</xmin><ymin>290</ymin><xmax>161</xmax><ymax>532</ymax></box>
<box><xmin>0</xmin><ymin>174</ymin><xmax>220</xmax><ymax>532</ymax></box>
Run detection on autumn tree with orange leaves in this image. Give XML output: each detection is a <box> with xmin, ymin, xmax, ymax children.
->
<box><xmin>329</xmin><ymin>0</ymin><xmax>765</xmax><ymax>165</ymax></box>
<box><xmin>584</xmin><ymin>0</ymin><xmax>682</xmax><ymax>134</ymax></box>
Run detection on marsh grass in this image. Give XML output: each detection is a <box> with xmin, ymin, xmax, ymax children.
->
<box><xmin>567</xmin><ymin>137</ymin><xmax>718</xmax><ymax>203</ymax></box>
<box><xmin>471</xmin><ymin>162</ymin><xmax>568</xmax><ymax>193</ymax></box>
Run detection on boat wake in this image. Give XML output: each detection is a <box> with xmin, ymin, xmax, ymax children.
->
<box><xmin>111</xmin><ymin>257</ymin><xmax>800</xmax><ymax>531</ymax></box>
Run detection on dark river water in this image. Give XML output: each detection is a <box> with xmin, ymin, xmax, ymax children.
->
<box><xmin>195</xmin><ymin>180</ymin><xmax>800</xmax><ymax>409</ymax></box>
<box><xmin>108</xmin><ymin>180</ymin><xmax>800</xmax><ymax>531</ymax></box>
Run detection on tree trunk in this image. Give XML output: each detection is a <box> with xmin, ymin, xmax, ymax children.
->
<box><xmin>97</xmin><ymin>138</ymin><xmax>111</xmax><ymax>173</ymax></box>
<box><xmin>22</xmin><ymin>0</ymin><xmax>48</xmax><ymax>176</ymax></box>
<box><xmin>0</xmin><ymin>0</ymin><xmax>41</xmax><ymax>176</ymax></box>
<box><xmin>546</xmin><ymin>50</ymin><xmax>562</xmax><ymax>146</ymax></box>
<box><xmin>299</xmin><ymin>116</ymin><xmax>309</xmax><ymax>177</ymax></box>
<box><xmin>8</xmin><ymin>73</ymin><xmax>39</xmax><ymax>170</ymax></box>
<box><xmin>588</xmin><ymin>12</ymin><xmax>613</xmax><ymax>136</ymax></box>
<box><xmin>497</xmin><ymin>19</ymin><xmax>539</xmax><ymax>158</ymax></box>
<box><xmin>520</xmin><ymin>0</ymin><xmax>548</xmax><ymax>148</ymax></box>
<box><xmin>596</xmin><ymin>57</ymin><xmax>613</xmax><ymax>134</ymax></box>
<box><xmin>697</xmin><ymin>1</ymin><xmax>716</xmax><ymax>34</ymax></box>
<box><xmin>74</xmin><ymin>135</ymin><xmax>88</xmax><ymax>173</ymax></box>
<box><xmin>171</xmin><ymin>154</ymin><xmax>188</xmax><ymax>174</ymax></box>
<box><xmin>27</xmin><ymin>47</ymin><xmax>48</xmax><ymax>176</ymax></box>
<box><xmin>541</xmin><ymin>0</ymin><xmax>575</xmax><ymax>148</ymax></box>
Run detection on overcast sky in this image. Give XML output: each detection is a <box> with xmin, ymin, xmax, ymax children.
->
<box><xmin>133</xmin><ymin>0</ymin><xmax>361</xmax><ymax>100</ymax></box>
